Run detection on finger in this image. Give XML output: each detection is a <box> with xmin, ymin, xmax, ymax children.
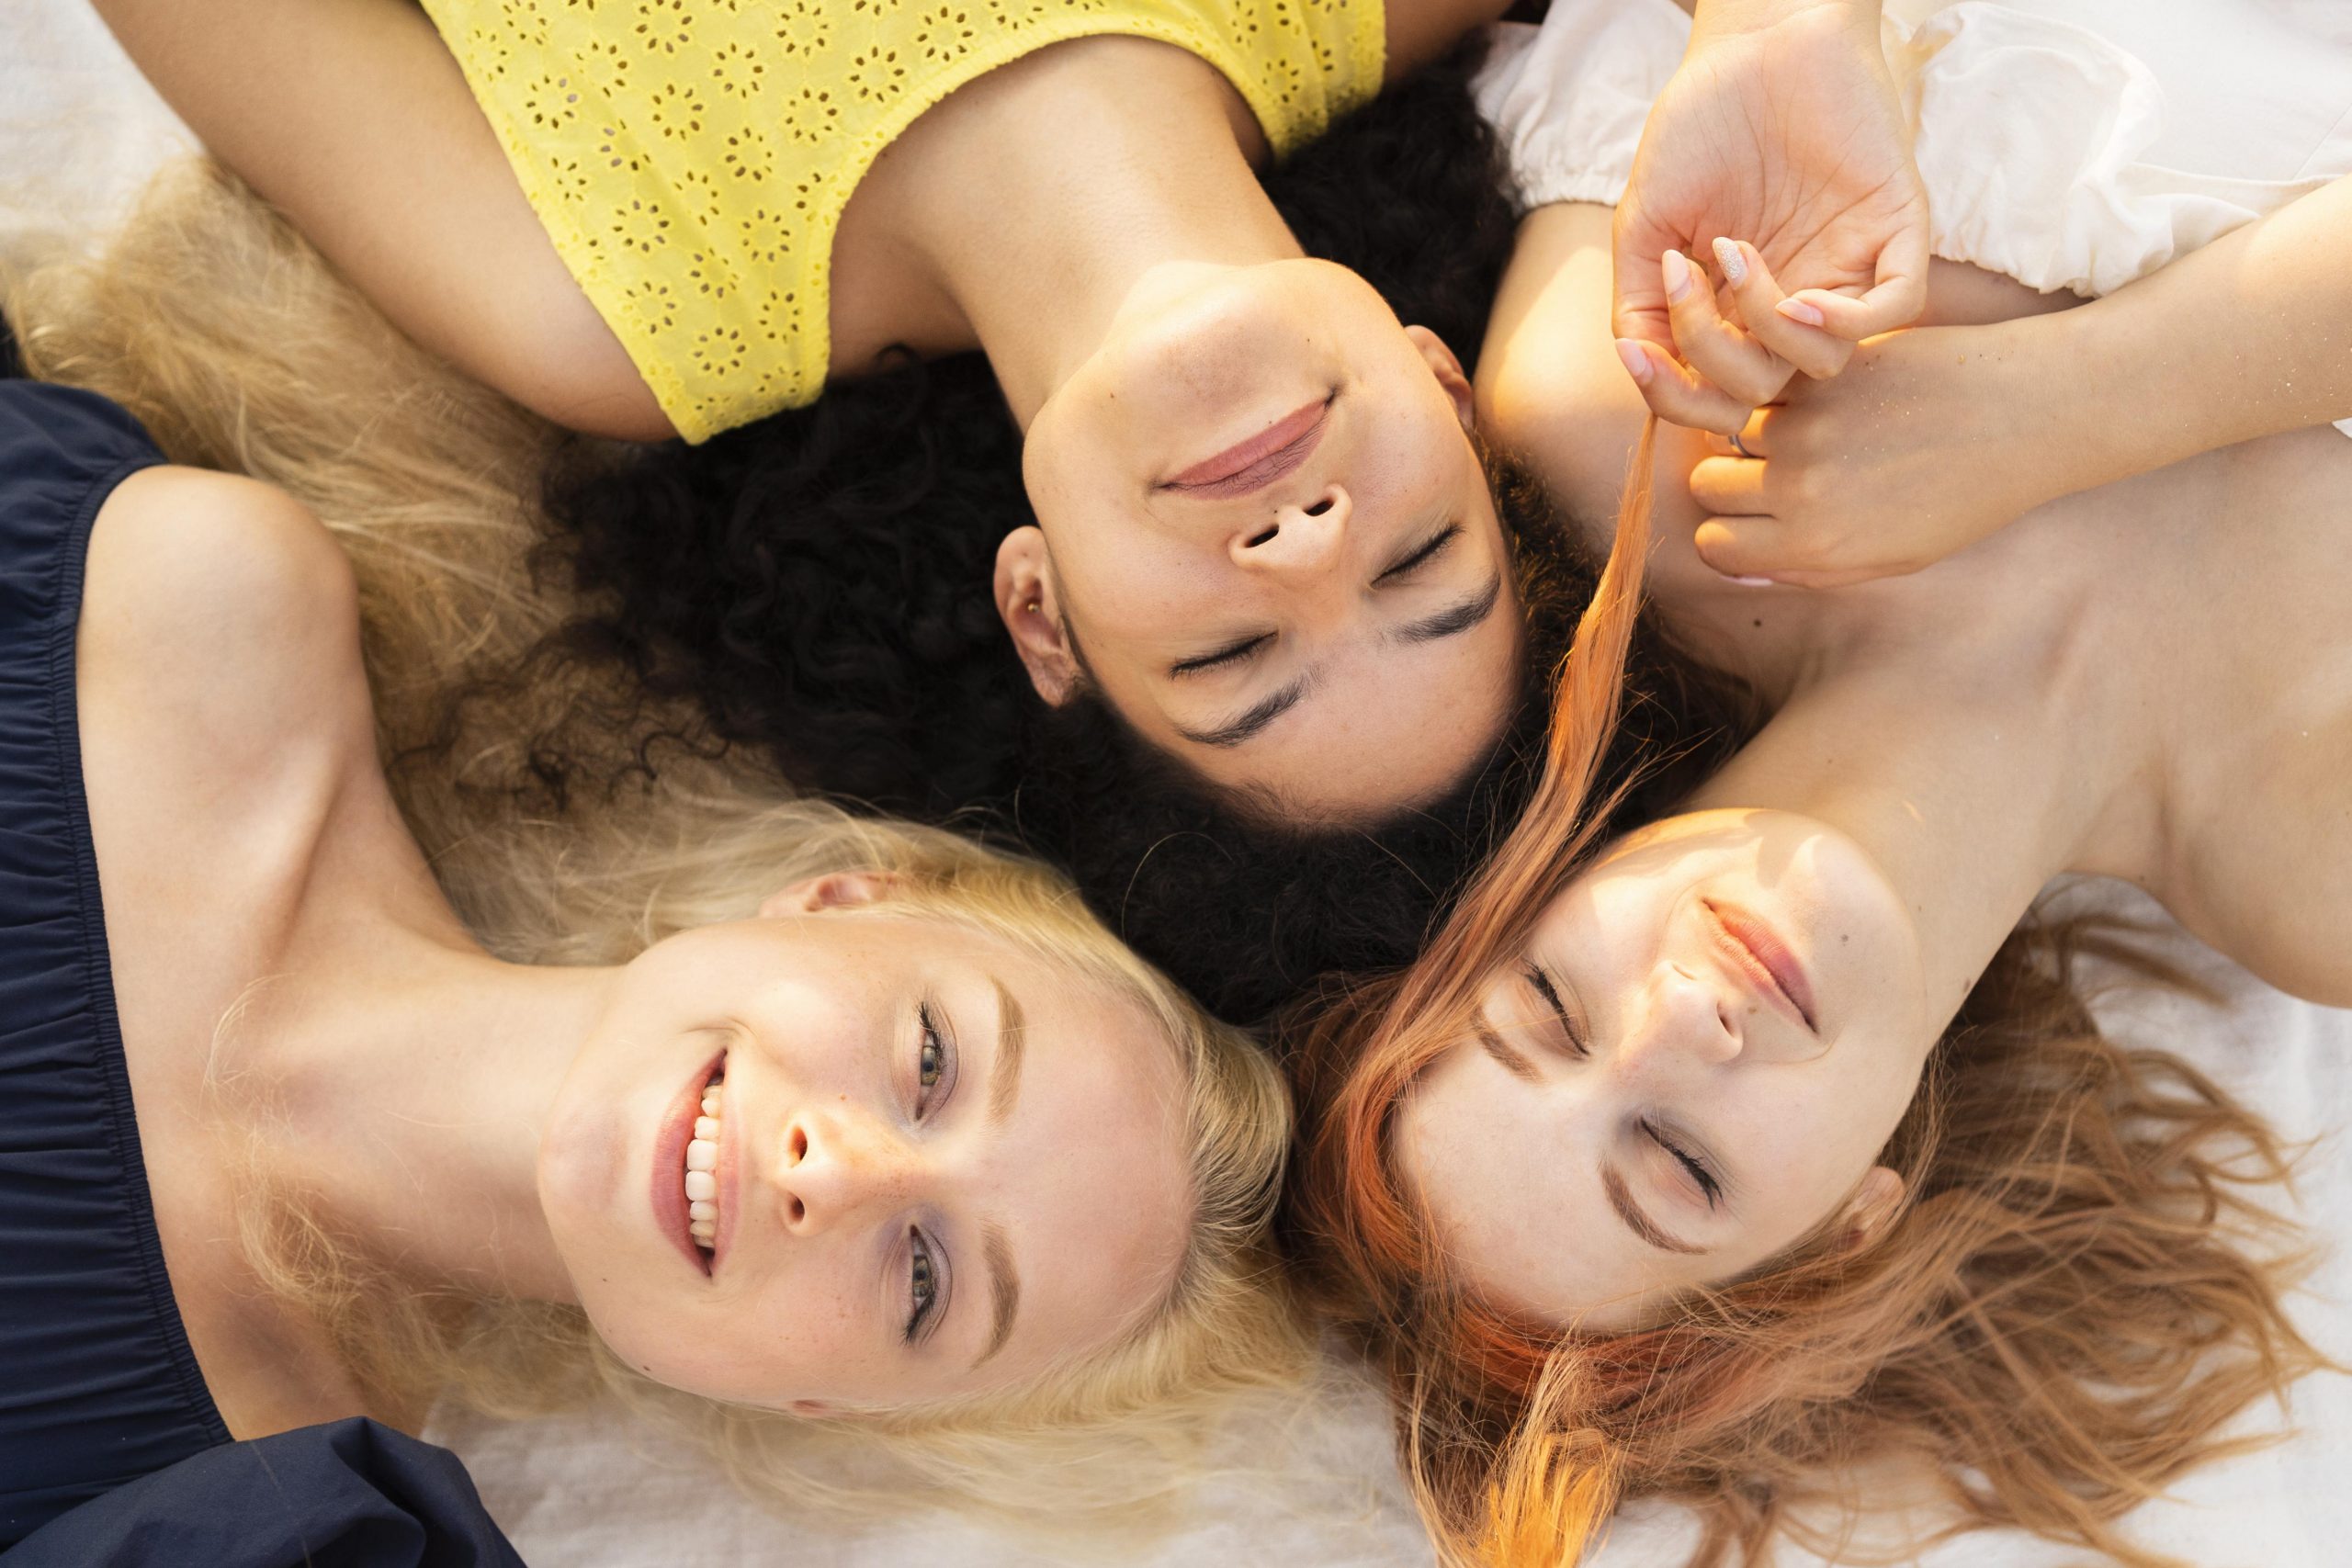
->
<box><xmin>1662</xmin><ymin>249</ymin><xmax>1791</xmax><ymax>409</ymax></box>
<box><xmin>1611</xmin><ymin>209</ymin><xmax>1679</xmax><ymax>355</ymax></box>
<box><xmin>1692</xmin><ymin>514</ymin><xmax>1808</xmax><ymax>581</ymax></box>
<box><xmin>1687</xmin><ymin>454</ymin><xmax>1769</xmax><ymax>515</ymax></box>
<box><xmin>1711</xmin><ymin>238</ymin><xmax>1851</xmax><ymax>381</ymax></box>
<box><xmin>1779</xmin><ymin>222</ymin><xmax>1933</xmax><ymax>343</ymax></box>
<box><xmin>1615</xmin><ymin>338</ymin><xmax>1758</xmax><ymax>437</ymax></box>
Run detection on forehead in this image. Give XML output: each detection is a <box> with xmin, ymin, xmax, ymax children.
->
<box><xmin>943</xmin><ymin>924</ymin><xmax>1198</xmax><ymax>1384</ymax></box>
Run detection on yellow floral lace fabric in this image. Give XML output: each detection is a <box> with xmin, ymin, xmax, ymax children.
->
<box><xmin>423</xmin><ymin>0</ymin><xmax>1386</xmax><ymax>441</ymax></box>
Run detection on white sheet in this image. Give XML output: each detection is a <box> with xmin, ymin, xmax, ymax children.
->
<box><xmin>7</xmin><ymin>6</ymin><xmax>2344</xmax><ymax>1561</ymax></box>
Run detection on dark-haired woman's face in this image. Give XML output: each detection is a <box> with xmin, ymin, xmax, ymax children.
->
<box><xmin>1010</xmin><ymin>259</ymin><xmax>1521</xmax><ymax>822</ymax></box>
<box><xmin>1396</xmin><ymin>809</ymin><xmax>1932</xmax><ymax>1330</ymax></box>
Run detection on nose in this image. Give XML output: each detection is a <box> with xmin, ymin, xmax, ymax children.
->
<box><xmin>1228</xmin><ymin>484</ymin><xmax>1351</xmax><ymax>577</ymax></box>
<box><xmin>771</xmin><ymin>1107</ymin><xmax>914</xmax><ymax>1237</ymax></box>
<box><xmin>1615</xmin><ymin>961</ymin><xmax>1744</xmax><ymax>1081</ymax></box>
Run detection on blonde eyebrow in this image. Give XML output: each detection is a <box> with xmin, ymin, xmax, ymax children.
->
<box><xmin>972</xmin><ymin>1221</ymin><xmax>1021</xmax><ymax>1369</ymax></box>
<box><xmin>989</xmin><ymin>978</ymin><xmax>1025</xmax><ymax>1124</ymax></box>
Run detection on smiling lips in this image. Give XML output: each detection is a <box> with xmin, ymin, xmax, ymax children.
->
<box><xmin>1702</xmin><ymin>898</ymin><xmax>1818</xmax><ymax>1031</ymax></box>
<box><xmin>1161</xmin><ymin>396</ymin><xmax>1330</xmax><ymax>500</ymax></box>
<box><xmin>653</xmin><ymin>1052</ymin><xmax>729</xmax><ymax>1277</ymax></box>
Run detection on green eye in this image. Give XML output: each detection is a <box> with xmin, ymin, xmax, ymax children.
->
<box><xmin>914</xmin><ymin>999</ymin><xmax>956</xmax><ymax>1116</ymax></box>
<box><xmin>919</xmin><ymin>1033</ymin><xmax>944</xmax><ymax>1089</ymax></box>
<box><xmin>904</xmin><ymin>1228</ymin><xmax>944</xmax><ymax>1345</ymax></box>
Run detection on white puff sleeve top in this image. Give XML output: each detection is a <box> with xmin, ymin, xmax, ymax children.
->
<box><xmin>1474</xmin><ymin>0</ymin><xmax>2352</xmax><ymax>299</ymax></box>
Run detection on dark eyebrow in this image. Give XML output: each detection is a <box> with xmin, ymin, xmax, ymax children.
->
<box><xmin>989</xmin><ymin>977</ymin><xmax>1025</xmax><ymax>1124</ymax></box>
<box><xmin>1601</xmin><ymin>1164</ymin><xmax>1709</xmax><ymax>1257</ymax></box>
<box><xmin>1172</xmin><ymin>675</ymin><xmax>1310</xmax><ymax>749</ymax></box>
<box><xmin>1392</xmin><ymin>573</ymin><xmax>1503</xmax><ymax>646</ymax></box>
<box><xmin>972</xmin><ymin>1221</ymin><xmax>1021</xmax><ymax>1369</ymax></box>
<box><xmin>1475</xmin><ymin>1015</ymin><xmax>1541</xmax><ymax>1083</ymax></box>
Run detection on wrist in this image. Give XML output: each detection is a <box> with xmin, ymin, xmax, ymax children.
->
<box><xmin>1690</xmin><ymin>0</ymin><xmax>1882</xmax><ymax>46</ymax></box>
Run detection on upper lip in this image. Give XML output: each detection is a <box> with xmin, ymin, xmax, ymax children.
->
<box><xmin>1702</xmin><ymin>898</ymin><xmax>1818</xmax><ymax>1032</ymax></box>
<box><xmin>1160</xmin><ymin>396</ymin><xmax>1329</xmax><ymax>500</ymax></box>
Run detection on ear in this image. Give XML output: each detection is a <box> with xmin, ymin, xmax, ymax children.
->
<box><xmin>992</xmin><ymin>525</ymin><xmax>1081</xmax><ymax>706</ymax></box>
<box><xmin>758</xmin><ymin>871</ymin><xmax>903</xmax><ymax>920</ymax></box>
<box><xmin>1835</xmin><ymin>1166</ymin><xmax>1906</xmax><ymax>1254</ymax></box>
<box><xmin>1404</xmin><ymin>324</ymin><xmax>1476</xmax><ymax>434</ymax></box>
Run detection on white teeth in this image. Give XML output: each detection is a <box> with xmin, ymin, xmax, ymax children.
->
<box><xmin>684</xmin><ymin>1073</ymin><xmax>724</xmax><ymax>1253</ymax></box>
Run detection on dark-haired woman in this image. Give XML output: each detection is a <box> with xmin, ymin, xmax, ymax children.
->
<box><xmin>89</xmin><ymin>0</ymin><xmax>1918</xmax><ymax>985</ymax></box>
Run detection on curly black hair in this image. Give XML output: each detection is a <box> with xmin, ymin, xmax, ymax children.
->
<box><xmin>535</xmin><ymin>43</ymin><xmax>1746</xmax><ymax>1022</ymax></box>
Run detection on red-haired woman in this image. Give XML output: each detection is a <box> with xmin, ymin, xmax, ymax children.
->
<box><xmin>1286</xmin><ymin>6</ymin><xmax>2352</xmax><ymax>1559</ymax></box>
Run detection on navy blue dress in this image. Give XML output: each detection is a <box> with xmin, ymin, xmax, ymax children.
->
<box><xmin>0</xmin><ymin>381</ymin><xmax>521</xmax><ymax>1566</ymax></box>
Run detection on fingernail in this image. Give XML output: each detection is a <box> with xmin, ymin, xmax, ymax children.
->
<box><xmin>1661</xmin><ymin>249</ymin><xmax>1693</xmax><ymax>303</ymax></box>
<box><xmin>1712</xmin><ymin>237</ymin><xmax>1747</xmax><ymax>288</ymax></box>
<box><xmin>1723</xmin><ymin>574</ymin><xmax>1777</xmax><ymax>587</ymax></box>
<box><xmin>1614</xmin><ymin>338</ymin><xmax>1653</xmax><ymax>386</ymax></box>
<box><xmin>1777</xmin><ymin>297</ymin><xmax>1826</xmax><ymax>328</ymax></box>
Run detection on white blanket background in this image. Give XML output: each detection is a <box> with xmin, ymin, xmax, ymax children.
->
<box><xmin>7</xmin><ymin>4</ymin><xmax>2344</xmax><ymax>1561</ymax></box>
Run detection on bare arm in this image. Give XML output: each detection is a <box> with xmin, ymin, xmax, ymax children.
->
<box><xmin>91</xmin><ymin>0</ymin><xmax>673</xmax><ymax>439</ymax></box>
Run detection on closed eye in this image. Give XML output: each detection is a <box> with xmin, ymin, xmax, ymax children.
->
<box><xmin>1524</xmin><ymin>962</ymin><xmax>1589</xmax><ymax>1058</ymax></box>
<box><xmin>1170</xmin><ymin>633</ymin><xmax>1272</xmax><ymax>680</ymax></box>
<box><xmin>1374</xmin><ymin>522</ymin><xmax>1460</xmax><ymax>583</ymax></box>
<box><xmin>1642</xmin><ymin>1119</ymin><xmax>1723</xmax><ymax>1208</ymax></box>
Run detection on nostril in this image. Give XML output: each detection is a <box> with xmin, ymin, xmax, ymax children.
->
<box><xmin>1244</xmin><ymin>524</ymin><xmax>1279</xmax><ymax>547</ymax></box>
<box><xmin>786</xmin><ymin>1125</ymin><xmax>807</xmax><ymax>1164</ymax></box>
<box><xmin>1303</xmin><ymin>497</ymin><xmax>1333</xmax><ymax>517</ymax></box>
<box><xmin>787</xmin><ymin>1196</ymin><xmax>805</xmax><ymax>1224</ymax></box>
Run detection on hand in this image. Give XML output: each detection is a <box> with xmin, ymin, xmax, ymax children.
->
<box><xmin>1684</xmin><ymin>320</ymin><xmax>2063</xmax><ymax>587</ymax></box>
<box><xmin>1614</xmin><ymin>0</ymin><xmax>1929</xmax><ymax>434</ymax></box>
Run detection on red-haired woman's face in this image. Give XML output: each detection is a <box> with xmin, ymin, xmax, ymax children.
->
<box><xmin>1396</xmin><ymin>809</ymin><xmax>1934</xmax><ymax>1330</ymax></box>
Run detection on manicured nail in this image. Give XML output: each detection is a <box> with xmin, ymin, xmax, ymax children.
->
<box><xmin>1723</xmin><ymin>573</ymin><xmax>1776</xmax><ymax>587</ymax></box>
<box><xmin>1777</xmin><ymin>296</ymin><xmax>1826</xmax><ymax>328</ymax></box>
<box><xmin>1661</xmin><ymin>248</ymin><xmax>1693</xmax><ymax>303</ymax></box>
<box><xmin>1712</xmin><ymin>236</ymin><xmax>1747</xmax><ymax>288</ymax></box>
<box><xmin>1614</xmin><ymin>338</ymin><xmax>1654</xmax><ymax>386</ymax></box>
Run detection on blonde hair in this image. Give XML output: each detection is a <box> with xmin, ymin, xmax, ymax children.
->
<box><xmin>1284</xmin><ymin>420</ymin><xmax>2328</xmax><ymax>1566</ymax></box>
<box><xmin>9</xmin><ymin>160</ymin><xmax>1306</xmax><ymax>1527</ymax></box>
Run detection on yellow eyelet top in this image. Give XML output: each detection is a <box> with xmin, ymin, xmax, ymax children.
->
<box><xmin>422</xmin><ymin>0</ymin><xmax>1387</xmax><ymax>442</ymax></box>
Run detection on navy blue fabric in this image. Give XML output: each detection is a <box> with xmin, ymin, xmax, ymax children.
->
<box><xmin>0</xmin><ymin>380</ymin><xmax>209</xmax><ymax>1545</ymax></box>
<box><xmin>3</xmin><ymin>1417</ymin><xmax>525</xmax><ymax>1568</ymax></box>
<box><xmin>0</xmin><ymin>383</ymin><xmax>526</xmax><ymax>1566</ymax></box>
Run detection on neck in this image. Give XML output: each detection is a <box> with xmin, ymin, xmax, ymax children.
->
<box><xmin>1690</xmin><ymin>549</ymin><xmax>2144</xmax><ymax>1030</ymax></box>
<box><xmin>223</xmin><ymin>921</ymin><xmax>617</xmax><ymax>1304</ymax></box>
<box><xmin>891</xmin><ymin>37</ymin><xmax>1303</xmax><ymax>424</ymax></box>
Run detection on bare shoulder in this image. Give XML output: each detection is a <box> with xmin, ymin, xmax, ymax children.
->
<box><xmin>1476</xmin><ymin>203</ymin><xmax>1647</xmax><ymax>526</ymax></box>
<box><xmin>77</xmin><ymin>466</ymin><xmax>373</xmax><ymax>773</ymax></box>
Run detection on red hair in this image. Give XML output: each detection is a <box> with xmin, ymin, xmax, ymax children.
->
<box><xmin>1285</xmin><ymin>420</ymin><xmax>2325</xmax><ymax>1567</ymax></box>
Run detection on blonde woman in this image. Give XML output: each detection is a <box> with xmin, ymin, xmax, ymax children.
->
<box><xmin>0</xmin><ymin>364</ymin><xmax>1295</xmax><ymax>1551</ymax></box>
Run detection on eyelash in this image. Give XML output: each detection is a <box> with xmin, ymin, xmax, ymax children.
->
<box><xmin>904</xmin><ymin>1227</ymin><xmax>944</xmax><ymax>1344</ymax></box>
<box><xmin>1379</xmin><ymin>523</ymin><xmax>1461</xmax><ymax>582</ymax></box>
<box><xmin>1523</xmin><ymin>963</ymin><xmax>1589</xmax><ymax>1058</ymax></box>
<box><xmin>1172</xmin><ymin>633</ymin><xmax>1271</xmax><ymax>679</ymax></box>
<box><xmin>914</xmin><ymin>999</ymin><xmax>956</xmax><ymax>1119</ymax></box>
<box><xmin>1643</xmin><ymin>1119</ymin><xmax>1723</xmax><ymax>1208</ymax></box>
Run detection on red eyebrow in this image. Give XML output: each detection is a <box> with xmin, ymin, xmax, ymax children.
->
<box><xmin>1601</xmin><ymin>1164</ymin><xmax>1708</xmax><ymax>1257</ymax></box>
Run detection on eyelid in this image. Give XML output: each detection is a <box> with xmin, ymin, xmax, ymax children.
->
<box><xmin>914</xmin><ymin>997</ymin><xmax>960</xmax><ymax>1121</ymax></box>
<box><xmin>1642</xmin><ymin>1118</ymin><xmax>1724</xmax><ymax>1208</ymax></box>
<box><xmin>903</xmin><ymin>1224</ymin><xmax>952</xmax><ymax>1347</ymax></box>
<box><xmin>1523</xmin><ymin>962</ymin><xmax>1590</xmax><ymax>1058</ymax></box>
<box><xmin>1375</xmin><ymin>522</ymin><xmax>1461</xmax><ymax>583</ymax></box>
<box><xmin>1170</xmin><ymin>633</ymin><xmax>1271</xmax><ymax>680</ymax></box>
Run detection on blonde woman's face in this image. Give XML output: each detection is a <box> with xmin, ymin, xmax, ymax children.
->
<box><xmin>538</xmin><ymin>880</ymin><xmax>1194</xmax><ymax>1410</ymax></box>
<box><xmin>1396</xmin><ymin>810</ymin><xmax>1934</xmax><ymax>1331</ymax></box>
